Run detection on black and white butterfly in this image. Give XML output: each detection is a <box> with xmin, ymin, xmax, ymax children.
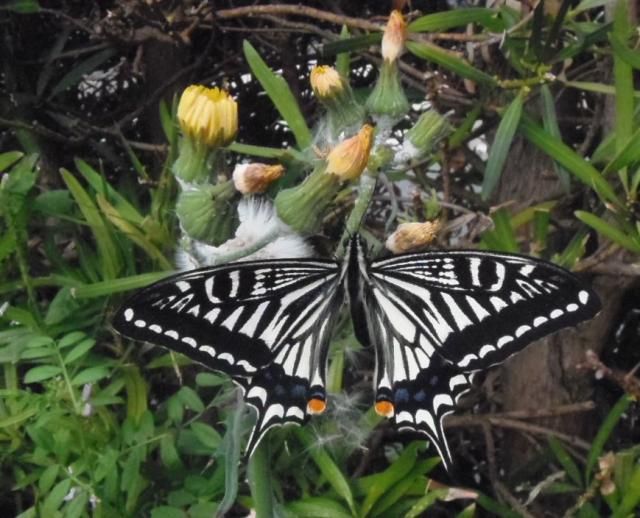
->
<box><xmin>113</xmin><ymin>235</ymin><xmax>601</xmax><ymax>468</ymax></box>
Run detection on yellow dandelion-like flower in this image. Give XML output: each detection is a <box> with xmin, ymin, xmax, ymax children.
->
<box><xmin>310</xmin><ymin>65</ymin><xmax>344</xmax><ymax>100</ymax></box>
<box><xmin>177</xmin><ymin>85</ymin><xmax>238</xmax><ymax>148</ymax></box>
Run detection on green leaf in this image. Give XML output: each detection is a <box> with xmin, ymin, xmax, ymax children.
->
<box><xmin>609</xmin><ymin>33</ymin><xmax>640</xmax><ymax>70</ymax></box>
<box><xmin>150</xmin><ymin>506</ymin><xmax>185</xmax><ymax>518</ymax></box>
<box><xmin>72</xmin><ymin>271</ymin><xmax>170</xmax><ymax>298</ymax></box>
<box><xmin>42</xmin><ymin>478</ymin><xmax>71</xmax><ymax>515</ymax></box>
<box><xmin>407</xmin><ymin>41</ymin><xmax>496</xmax><ymax>86</ymax></box>
<box><xmin>540</xmin><ymin>85</ymin><xmax>571</xmax><ymax>191</ymax></box>
<box><xmin>548</xmin><ymin>437</ymin><xmax>583</xmax><ymax>487</ymax></box>
<box><xmin>71</xmin><ymin>366</ymin><xmax>110</xmax><ymax>385</ymax></box>
<box><xmin>480</xmin><ymin>208</ymin><xmax>519</xmax><ymax>253</ymax></box>
<box><xmin>23</xmin><ymin>365</ymin><xmax>62</xmax><ymax>383</ymax></box>
<box><xmin>58</xmin><ymin>331</ymin><xmax>86</xmax><ymax>348</ymax></box>
<box><xmin>64</xmin><ymin>491</ymin><xmax>89</xmax><ymax>518</ymax></box>
<box><xmin>64</xmin><ymin>338</ymin><xmax>96</xmax><ymax>364</ymax></box>
<box><xmin>177</xmin><ymin>386</ymin><xmax>204</xmax><ymax>413</ymax></box>
<box><xmin>190</xmin><ymin>422</ymin><xmax>222</xmax><ymax>449</ymax></box>
<box><xmin>404</xmin><ymin>488</ymin><xmax>449</xmax><ymax>518</ymax></box>
<box><xmin>519</xmin><ymin>114</ymin><xmax>621</xmax><ymax>206</ymax></box>
<box><xmin>321</xmin><ymin>33</ymin><xmax>382</xmax><ymax>57</ymax></box>
<box><xmin>482</xmin><ymin>92</ymin><xmax>523</xmax><ymax>200</ymax></box>
<box><xmin>123</xmin><ymin>365</ymin><xmax>148</xmax><ymax>423</ymax></box>
<box><xmin>294</xmin><ymin>428</ymin><xmax>356</xmax><ymax>514</ymax></box>
<box><xmin>38</xmin><ymin>465</ymin><xmax>60</xmax><ymax>494</ymax></box>
<box><xmin>586</xmin><ymin>395</ymin><xmax>631</xmax><ymax>483</ymax></box>
<box><xmin>1</xmin><ymin>0</ymin><xmax>40</xmax><ymax>13</ymax></box>
<box><xmin>243</xmin><ymin>40</ymin><xmax>312</xmax><ymax>149</ymax></box>
<box><xmin>570</xmin><ymin>0</ymin><xmax>610</xmax><ymax>16</ymax></box>
<box><xmin>477</xmin><ymin>492</ymin><xmax>521</xmax><ymax>518</ymax></box>
<box><xmin>409</xmin><ymin>8</ymin><xmax>502</xmax><ymax>32</ymax></box>
<box><xmin>603</xmin><ymin>124</ymin><xmax>640</xmax><ymax>176</ymax></box>
<box><xmin>60</xmin><ymin>169</ymin><xmax>121</xmax><ymax>280</ymax></box>
<box><xmin>613</xmin><ymin>464</ymin><xmax>640</xmax><ymax>517</ymax></box>
<box><xmin>195</xmin><ymin>372</ymin><xmax>226</xmax><ymax>387</ymax></box>
<box><xmin>286</xmin><ymin>498</ymin><xmax>352</xmax><ymax>518</ymax></box>
<box><xmin>575</xmin><ymin>211</ymin><xmax>640</xmax><ymax>253</ymax></box>
<box><xmin>44</xmin><ymin>287</ymin><xmax>83</xmax><ymax>326</ymax></box>
<box><xmin>0</xmin><ymin>151</ymin><xmax>24</xmax><ymax>172</ymax></box>
<box><xmin>361</xmin><ymin>442</ymin><xmax>419</xmax><ymax>516</ymax></box>
<box><xmin>247</xmin><ymin>442</ymin><xmax>274</xmax><ymax>518</ymax></box>
<box><xmin>48</xmin><ymin>48</ymin><xmax>117</xmax><ymax>98</ymax></box>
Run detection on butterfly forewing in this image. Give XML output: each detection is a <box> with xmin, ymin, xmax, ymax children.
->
<box><xmin>369</xmin><ymin>251</ymin><xmax>601</xmax><ymax>372</ymax></box>
<box><xmin>113</xmin><ymin>259</ymin><xmax>340</xmax><ymax>378</ymax></box>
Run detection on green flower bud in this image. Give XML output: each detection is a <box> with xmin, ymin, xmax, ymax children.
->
<box><xmin>365</xmin><ymin>60</ymin><xmax>409</xmax><ymax>121</ymax></box>
<box><xmin>175</xmin><ymin>180</ymin><xmax>237</xmax><ymax>245</ymax></box>
<box><xmin>405</xmin><ymin>110</ymin><xmax>450</xmax><ymax>156</ymax></box>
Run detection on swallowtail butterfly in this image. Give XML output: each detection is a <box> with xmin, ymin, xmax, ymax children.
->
<box><xmin>113</xmin><ymin>236</ymin><xmax>600</xmax><ymax>468</ymax></box>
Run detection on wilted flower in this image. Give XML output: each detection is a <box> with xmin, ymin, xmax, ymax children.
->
<box><xmin>382</xmin><ymin>10</ymin><xmax>406</xmax><ymax>63</ymax></box>
<box><xmin>233</xmin><ymin>163</ymin><xmax>284</xmax><ymax>194</ymax></box>
<box><xmin>325</xmin><ymin>124</ymin><xmax>374</xmax><ymax>181</ymax></box>
<box><xmin>275</xmin><ymin>125</ymin><xmax>375</xmax><ymax>234</ymax></box>
<box><xmin>175</xmin><ymin>180</ymin><xmax>237</xmax><ymax>245</ymax></box>
<box><xmin>386</xmin><ymin>220</ymin><xmax>442</xmax><ymax>253</ymax></box>
<box><xmin>177</xmin><ymin>85</ymin><xmax>238</xmax><ymax>149</ymax></box>
<box><xmin>310</xmin><ymin>65</ymin><xmax>344</xmax><ymax>99</ymax></box>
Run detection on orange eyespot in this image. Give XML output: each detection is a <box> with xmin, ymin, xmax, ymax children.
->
<box><xmin>307</xmin><ymin>398</ymin><xmax>327</xmax><ymax>415</ymax></box>
<box><xmin>375</xmin><ymin>400</ymin><xmax>395</xmax><ymax>418</ymax></box>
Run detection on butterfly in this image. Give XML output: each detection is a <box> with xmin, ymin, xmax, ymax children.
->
<box><xmin>113</xmin><ymin>235</ymin><xmax>601</xmax><ymax>469</ymax></box>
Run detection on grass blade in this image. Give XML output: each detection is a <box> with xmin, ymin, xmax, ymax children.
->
<box><xmin>482</xmin><ymin>92</ymin><xmax>523</xmax><ymax>200</ymax></box>
<box><xmin>243</xmin><ymin>40</ymin><xmax>312</xmax><ymax>149</ymax></box>
<box><xmin>408</xmin><ymin>8</ymin><xmax>502</xmax><ymax>33</ymax></box>
<box><xmin>575</xmin><ymin>210</ymin><xmax>640</xmax><ymax>253</ymax></box>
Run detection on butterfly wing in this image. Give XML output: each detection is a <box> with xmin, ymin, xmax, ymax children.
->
<box><xmin>113</xmin><ymin>258</ymin><xmax>343</xmax><ymax>454</ymax></box>
<box><xmin>358</xmin><ymin>249</ymin><xmax>600</xmax><ymax>467</ymax></box>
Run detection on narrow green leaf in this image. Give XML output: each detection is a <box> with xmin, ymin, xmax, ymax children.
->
<box><xmin>242</xmin><ymin>40</ymin><xmax>312</xmax><ymax>149</ymax></box>
<box><xmin>575</xmin><ymin>211</ymin><xmax>640</xmax><ymax>253</ymax></box>
<box><xmin>407</xmin><ymin>41</ymin><xmax>497</xmax><ymax>86</ymax></box>
<box><xmin>613</xmin><ymin>465</ymin><xmax>640</xmax><ymax>517</ymax></box>
<box><xmin>547</xmin><ymin>437</ymin><xmax>583</xmax><ymax>487</ymax></box>
<box><xmin>38</xmin><ymin>465</ymin><xmax>60</xmax><ymax>494</ymax></box>
<box><xmin>540</xmin><ymin>85</ymin><xmax>571</xmax><ymax>191</ymax></box>
<box><xmin>570</xmin><ymin>0</ymin><xmax>609</xmax><ymax>16</ymax></box>
<box><xmin>216</xmin><ymin>392</ymin><xmax>243</xmax><ymax>517</ymax></box>
<box><xmin>71</xmin><ymin>366</ymin><xmax>110</xmax><ymax>385</ymax></box>
<box><xmin>603</xmin><ymin>124</ymin><xmax>640</xmax><ymax>176</ymax></box>
<box><xmin>477</xmin><ymin>492</ymin><xmax>522</xmax><ymax>518</ymax></box>
<box><xmin>361</xmin><ymin>443</ymin><xmax>419</xmax><ymax>516</ymax></box>
<box><xmin>409</xmin><ymin>8</ymin><xmax>502</xmax><ymax>32</ymax></box>
<box><xmin>75</xmin><ymin>158</ymin><xmax>143</xmax><ymax>224</ymax></box>
<box><xmin>71</xmin><ymin>271</ymin><xmax>170</xmax><ymax>298</ymax></box>
<box><xmin>404</xmin><ymin>488</ymin><xmax>449</xmax><ymax>518</ymax></box>
<box><xmin>0</xmin><ymin>151</ymin><xmax>24</xmax><ymax>172</ymax></box>
<box><xmin>519</xmin><ymin>114</ymin><xmax>621</xmax><ymax>206</ymax></box>
<box><xmin>294</xmin><ymin>428</ymin><xmax>356</xmax><ymax>514</ymax></box>
<box><xmin>0</xmin><ymin>407</ymin><xmax>37</xmax><ymax>428</ymax></box>
<box><xmin>60</xmin><ymin>169</ymin><xmax>120</xmax><ymax>279</ymax></box>
<box><xmin>321</xmin><ymin>33</ymin><xmax>382</xmax><ymax>57</ymax></box>
<box><xmin>480</xmin><ymin>208</ymin><xmax>519</xmax><ymax>253</ymax></box>
<box><xmin>123</xmin><ymin>365</ymin><xmax>148</xmax><ymax>423</ymax></box>
<box><xmin>561</xmin><ymin>79</ymin><xmax>640</xmax><ymax>98</ymax></box>
<box><xmin>42</xmin><ymin>479</ymin><xmax>71</xmax><ymax>515</ymax></box>
<box><xmin>48</xmin><ymin>49</ymin><xmax>117</xmax><ymax>98</ymax></box>
<box><xmin>609</xmin><ymin>33</ymin><xmax>640</xmax><ymax>70</ymax></box>
<box><xmin>482</xmin><ymin>92</ymin><xmax>523</xmax><ymax>200</ymax></box>
<box><xmin>247</xmin><ymin>442</ymin><xmax>275</xmax><ymax>518</ymax></box>
<box><xmin>23</xmin><ymin>365</ymin><xmax>62</xmax><ymax>383</ymax></box>
<box><xmin>586</xmin><ymin>395</ymin><xmax>631</xmax><ymax>483</ymax></box>
<box><xmin>1</xmin><ymin>0</ymin><xmax>40</xmax><ymax>13</ymax></box>
<box><xmin>286</xmin><ymin>498</ymin><xmax>352</xmax><ymax>518</ymax></box>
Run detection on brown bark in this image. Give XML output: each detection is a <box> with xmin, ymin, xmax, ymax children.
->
<box><xmin>494</xmin><ymin>140</ymin><xmax>631</xmax><ymax>473</ymax></box>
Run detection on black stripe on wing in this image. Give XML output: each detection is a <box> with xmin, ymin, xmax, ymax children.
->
<box><xmin>112</xmin><ymin>259</ymin><xmax>339</xmax><ymax>377</ymax></box>
<box><xmin>370</xmin><ymin>251</ymin><xmax>601</xmax><ymax>371</ymax></box>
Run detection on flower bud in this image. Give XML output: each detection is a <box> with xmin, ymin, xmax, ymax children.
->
<box><xmin>177</xmin><ymin>85</ymin><xmax>238</xmax><ymax>149</ymax></box>
<box><xmin>325</xmin><ymin>124</ymin><xmax>375</xmax><ymax>181</ymax></box>
<box><xmin>365</xmin><ymin>60</ymin><xmax>409</xmax><ymax>122</ymax></box>
<box><xmin>386</xmin><ymin>220</ymin><xmax>442</xmax><ymax>253</ymax></box>
<box><xmin>397</xmin><ymin>110</ymin><xmax>451</xmax><ymax>162</ymax></box>
<box><xmin>175</xmin><ymin>180</ymin><xmax>237</xmax><ymax>245</ymax></box>
<box><xmin>382</xmin><ymin>10</ymin><xmax>406</xmax><ymax>63</ymax></box>
<box><xmin>310</xmin><ymin>65</ymin><xmax>365</xmax><ymax>139</ymax></box>
<box><xmin>232</xmin><ymin>163</ymin><xmax>284</xmax><ymax>194</ymax></box>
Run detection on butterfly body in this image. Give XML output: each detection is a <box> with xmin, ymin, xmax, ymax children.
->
<box><xmin>114</xmin><ymin>235</ymin><xmax>600</xmax><ymax>467</ymax></box>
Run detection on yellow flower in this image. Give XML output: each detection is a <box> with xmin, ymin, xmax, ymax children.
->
<box><xmin>325</xmin><ymin>125</ymin><xmax>375</xmax><ymax>181</ymax></box>
<box><xmin>177</xmin><ymin>85</ymin><xmax>238</xmax><ymax>148</ymax></box>
<box><xmin>382</xmin><ymin>10</ymin><xmax>406</xmax><ymax>63</ymax></box>
<box><xmin>386</xmin><ymin>220</ymin><xmax>442</xmax><ymax>253</ymax></box>
<box><xmin>233</xmin><ymin>163</ymin><xmax>284</xmax><ymax>194</ymax></box>
<box><xmin>310</xmin><ymin>65</ymin><xmax>344</xmax><ymax>99</ymax></box>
